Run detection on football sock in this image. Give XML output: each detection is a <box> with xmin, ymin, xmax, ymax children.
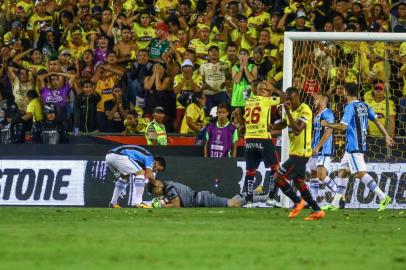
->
<box><xmin>331</xmin><ymin>177</ymin><xmax>348</xmax><ymax>207</ymax></box>
<box><xmin>268</xmin><ymin>178</ymin><xmax>279</xmax><ymax>200</ymax></box>
<box><xmin>131</xmin><ymin>179</ymin><xmax>146</xmax><ymax>206</ymax></box>
<box><xmin>277</xmin><ymin>180</ymin><xmax>301</xmax><ymax>204</ymax></box>
<box><xmin>110</xmin><ymin>179</ymin><xmax>127</xmax><ymax>205</ymax></box>
<box><xmin>244</xmin><ymin>175</ymin><xmax>255</xmax><ymax>203</ymax></box>
<box><xmin>235</xmin><ymin>195</ymin><xmax>269</xmax><ymax>206</ymax></box>
<box><xmin>361</xmin><ymin>174</ymin><xmax>386</xmax><ymax>201</ymax></box>
<box><xmin>300</xmin><ymin>188</ymin><xmax>321</xmax><ymax>212</ymax></box>
<box><xmin>309</xmin><ymin>178</ymin><xmax>319</xmax><ymax>201</ymax></box>
<box><xmin>323</xmin><ymin>176</ymin><xmax>337</xmax><ymax>192</ymax></box>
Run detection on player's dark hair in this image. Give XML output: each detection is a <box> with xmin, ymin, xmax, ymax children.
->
<box><xmin>82</xmin><ymin>79</ymin><xmax>93</xmax><ymax>87</ymax></box>
<box><xmin>128</xmin><ymin>110</ymin><xmax>138</xmax><ymax>117</ymax></box>
<box><xmin>103</xmin><ymin>7</ymin><xmax>113</xmax><ymax>13</ymax></box>
<box><xmin>217</xmin><ymin>103</ymin><xmax>229</xmax><ymax>112</ymax></box>
<box><xmin>344</xmin><ymin>83</ymin><xmax>359</xmax><ymax>97</ymax></box>
<box><xmin>227</xmin><ymin>42</ymin><xmax>238</xmax><ymax>49</ymax></box>
<box><xmin>180</xmin><ymin>0</ymin><xmax>192</xmax><ymax>7</ymax></box>
<box><xmin>121</xmin><ymin>25</ymin><xmax>132</xmax><ymax>32</ymax></box>
<box><xmin>286</xmin><ymin>87</ymin><xmax>299</xmax><ymax>96</ymax></box>
<box><xmin>154</xmin><ymin>156</ymin><xmax>166</xmax><ymax>170</ymax></box>
<box><xmin>186</xmin><ymin>48</ymin><xmax>196</xmax><ymax>55</ymax></box>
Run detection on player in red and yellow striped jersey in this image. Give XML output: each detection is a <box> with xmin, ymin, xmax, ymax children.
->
<box><xmin>243</xmin><ymin>81</ymin><xmax>283</xmax><ymax>207</ymax></box>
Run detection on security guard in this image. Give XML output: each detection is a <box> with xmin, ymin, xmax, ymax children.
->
<box><xmin>31</xmin><ymin>103</ymin><xmax>69</xmax><ymax>144</ymax></box>
<box><xmin>145</xmin><ymin>106</ymin><xmax>168</xmax><ymax>145</ymax></box>
<box><xmin>0</xmin><ymin>101</ymin><xmax>25</xmax><ymax>144</ymax></box>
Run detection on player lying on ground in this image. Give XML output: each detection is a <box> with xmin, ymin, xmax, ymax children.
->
<box><xmin>105</xmin><ymin>145</ymin><xmax>166</xmax><ymax>208</ymax></box>
<box><xmin>148</xmin><ymin>180</ymin><xmax>268</xmax><ymax>208</ymax></box>
<box><xmin>321</xmin><ymin>83</ymin><xmax>394</xmax><ymax>211</ymax></box>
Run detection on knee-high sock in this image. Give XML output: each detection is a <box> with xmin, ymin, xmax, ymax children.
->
<box><xmin>277</xmin><ymin>179</ymin><xmax>301</xmax><ymax>204</ymax></box>
<box><xmin>268</xmin><ymin>178</ymin><xmax>279</xmax><ymax>199</ymax></box>
<box><xmin>130</xmin><ymin>179</ymin><xmax>146</xmax><ymax>206</ymax></box>
<box><xmin>244</xmin><ymin>171</ymin><xmax>256</xmax><ymax>203</ymax></box>
<box><xmin>296</xmin><ymin>179</ymin><xmax>321</xmax><ymax>212</ymax></box>
<box><xmin>322</xmin><ymin>176</ymin><xmax>337</xmax><ymax>192</ymax></box>
<box><xmin>361</xmin><ymin>174</ymin><xmax>386</xmax><ymax>200</ymax></box>
<box><xmin>232</xmin><ymin>194</ymin><xmax>270</xmax><ymax>206</ymax></box>
<box><xmin>331</xmin><ymin>177</ymin><xmax>348</xmax><ymax>207</ymax></box>
<box><xmin>110</xmin><ymin>179</ymin><xmax>127</xmax><ymax>205</ymax></box>
<box><xmin>309</xmin><ymin>178</ymin><xmax>319</xmax><ymax>201</ymax></box>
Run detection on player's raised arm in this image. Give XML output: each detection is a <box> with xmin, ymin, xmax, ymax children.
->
<box><xmin>283</xmin><ymin>102</ymin><xmax>306</xmax><ymax>135</ymax></box>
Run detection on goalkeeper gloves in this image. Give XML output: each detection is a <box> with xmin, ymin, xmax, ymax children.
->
<box><xmin>151</xmin><ymin>197</ymin><xmax>162</xmax><ymax>208</ymax></box>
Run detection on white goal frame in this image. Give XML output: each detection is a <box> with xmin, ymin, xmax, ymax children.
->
<box><xmin>280</xmin><ymin>32</ymin><xmax>406</xmax><ymax>208</ymax></box>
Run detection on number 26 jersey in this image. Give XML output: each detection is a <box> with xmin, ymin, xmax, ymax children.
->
<box><xmin>244</xmin><ymin>95</ymin><xmax>281</xmax><ymax>139</ymax></box>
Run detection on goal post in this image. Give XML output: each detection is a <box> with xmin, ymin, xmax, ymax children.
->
<box><xmin>280</xmin><ymin>32</ymin><xmax>406</xmax><ymax>209</ymax></box>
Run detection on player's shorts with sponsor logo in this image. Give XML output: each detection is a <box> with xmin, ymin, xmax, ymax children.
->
<box><xmin>277</xmin><ymin>156</ymin><xmax>309</xmax><ymax>181</ymax></box>
<box><xmin>306</xmin><ymin>155</ymin><xmax>332</xmax><ymax>173</ymax></box>
<box><xmin>105</xmin><ymin>153</ymin><xmax>145</xmax><ymax>178</ymax></box>
<box><xmin>245</xmin><ymin>138</ymin><xmax>279</xmax><ymax>169</ymax></box>
<box><xmin>339</xmin><ymin>152</ymin><xmax>367</xmax><ymax>174</ymax></box>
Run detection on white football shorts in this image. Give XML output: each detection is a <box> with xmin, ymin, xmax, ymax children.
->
<box><xmin>339</xmin><ymin>152</ymin><xmax>367</xmax><ymax>174</ymax></box>
<box><xmin>306</xmin><ymin>155</ymin><xmax>332</xmax><ymax>173</ymax></box>
<box><xmin>105</xmin><ymin>153</ymin><xmax>145</xmax><ymax>178</ymax></box>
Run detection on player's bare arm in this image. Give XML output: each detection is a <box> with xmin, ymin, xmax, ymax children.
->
<box><xmin>145</xmin><ymin>168</ymin><xmax>157</xmax><ymax>185</ymax></box>
<box><xmin>163</xmin><ymin>197</ymin><xmax>181</xmax><ymax>208</ymax></box>
<box><xmin>312</xmin><ymin>128</ymin><xmax>333</xmax><ymax>156</ymax></box>
<box><xmin>373</xmin><ymin>119</ymin><xmax>395</xmax><ymax>146</ymax></box>
<box><xmin>321</xmin><ymin>120</ymin><xmax>347</xmax><ymax>131</ymax></box>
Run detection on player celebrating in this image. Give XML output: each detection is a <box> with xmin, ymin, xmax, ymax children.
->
<box><xmin>308</xmin><ymin>93</ymin><xmax>337</xmax><ymax>200</ymax></box>
<box><xmin>243</xmin><ymin>81</ymin><xmax>284</xmax><ymax>207</ymax></box>
<box><xmin>272</xmin><ymin>87</ymin><xmax>325</xmax><ymax>220</ymax></box>
<box><xmin>321</xmin><ymin>83</ymin><xmax>394</xmax><ymax>211</ymax></box>
<box><xmin>105</xmin><ymin>145</ymin><xmax>166</xmax><ymax>208</ymax></box>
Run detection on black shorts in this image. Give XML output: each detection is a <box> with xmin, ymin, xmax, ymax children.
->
<box><xmin>245</xmin><ymin>138</ymin><xmax>279</xmax><ymax>170</ymax></box>
<box><xmin>277</xmin><ymin>156</ymin><xmax>309</xmax><ymax>181</ymax></box>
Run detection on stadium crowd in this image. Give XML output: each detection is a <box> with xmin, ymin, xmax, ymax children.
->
<box><xmin>0</xmin><ymin>0</ymin><xmax>405</xmax><ymax>144</ymax></box>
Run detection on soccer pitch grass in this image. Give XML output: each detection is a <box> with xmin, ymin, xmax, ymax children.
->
<box><xmin>0</xmin><ymin>208</ymin><xmax>405</xmax><ymax>270</ymax></box>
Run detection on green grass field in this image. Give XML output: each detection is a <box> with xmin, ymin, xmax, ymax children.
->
<box><xmin>0</xmin><ymin>208</ymin><xmax>405</xmax><ymax>270</ymax></box>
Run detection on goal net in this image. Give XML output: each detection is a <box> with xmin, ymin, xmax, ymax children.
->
<box><xmin>281</xmin><ymin>32</ymin><xmax>406</xmax><ymax>209</ymax></box>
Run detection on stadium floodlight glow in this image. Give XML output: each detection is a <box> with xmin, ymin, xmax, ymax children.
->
<box><xmin>280</xmin><ymin>32</ymin><xmax>406</xmax><ymax>208</ymax></box>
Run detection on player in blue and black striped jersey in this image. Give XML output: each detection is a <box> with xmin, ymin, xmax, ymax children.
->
<box><xmin>307</xmin><ymin>93</ymin><xmax>337</xmax><ymax>200</ymax></box>
<box><xmin>105</xmin><ymin>145</ymin><xmax>166</xmax><ymax>208</ymax></box>
<box><xmin>321</xmin><ymin>84</ymin><xmax>395</xmax><ymax>211</ymax></box>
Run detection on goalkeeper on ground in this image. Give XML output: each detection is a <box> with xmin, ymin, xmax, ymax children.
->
<box><xmin>148</xmin><ymin>180</ymin><xmax>267</xmax><ymax>208</ymax></box>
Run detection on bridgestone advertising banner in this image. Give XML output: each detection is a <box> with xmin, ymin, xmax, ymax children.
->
<box><xmin>0</xmin><ymin>160</ymin><xmax>86</xmax><ymax>206</ymax></box>
<box><xmin>1</xmin><ymin>159</ymin><xmax>405</xmax><ymax>208</ymax></box>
